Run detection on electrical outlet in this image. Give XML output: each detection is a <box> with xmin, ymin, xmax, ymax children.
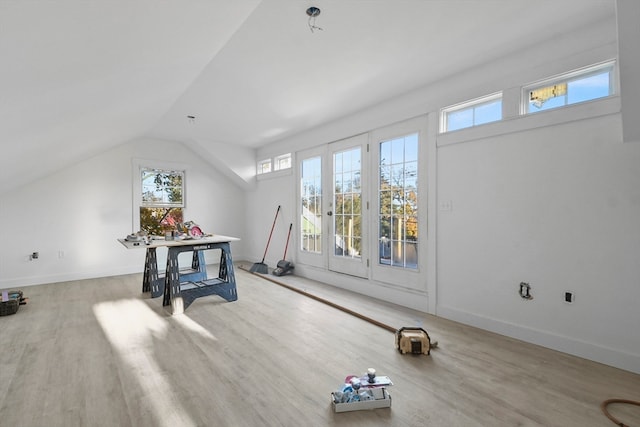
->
<box><xmin>30</xmin><ymin>252</ymin><xmax>39</xmax><ymax>261</ymax></box>
<box><xmin>439</xmin><ymin>200</ymin><xmax>453</xmax><ymax>211</ymax></box>
<box><xmin>564</xmin><ymin>291</ymin><xmax>574</xmax><ymax>304</ymax></box>
<box><xmin>519</xmin><ymin>282</ymin><xmax>533</xmax><ymax>300</ymax></box>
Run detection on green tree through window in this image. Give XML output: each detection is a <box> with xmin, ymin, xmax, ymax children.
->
<box><xmin>378</xmin><ymin>133</ymin><xmax>418</xmax><ymax>269</ymax></box>
<box><xmin>334</xmin><ymin>147</ymin><xmax>362</xmax><ymax>258</ymax></box>
<box><xmin>140</xmin><ymin>169</ymin><xmax>184</xmax><ymax>235</ymax></box>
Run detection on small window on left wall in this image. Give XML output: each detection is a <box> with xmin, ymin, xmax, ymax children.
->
<box><xmin>257</xmin><ymin>159</ymin><xmax>272</xmax><ymax>174</ymax></box>
<box><xmin>140</xmin><ymin>168</ymin><xmax>185</xmax><ymax>235</ymax></box>
<box><xmin>257</xmin><ymin>153</ymin><xmax>292</xmax><ymax>175</ymax></box>
<box><xmin>274</xmin><ymin>153</ymin><xmax>292</xmax><ymax>171</ymax></box>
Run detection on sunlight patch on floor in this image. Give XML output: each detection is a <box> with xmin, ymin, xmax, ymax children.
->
<box><xmin>93</xmin><ymin>299</ymin><xmax>197</xmax><ymax>427</ymax></box>
<box><xmin>170</xmin><ymin>313</ymin><xmax>218</xmax><ymax>341</ymax></box>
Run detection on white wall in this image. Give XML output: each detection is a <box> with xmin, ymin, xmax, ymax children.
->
<box><xmin>249</xmin><ymin>19</ymin><xmax>640</xmax><ymax>373</ymax></box>
<box><xmin>0</xmin><ymin>137</ymin><xmax>247</xmax><ymax>287</ymax></box>
<box><xmin>617</xmin><ymin>0</ymin><xmax>640</xmax><ymax>143</ymax></box>
<box><xmin>436</xmin><ymin>112</ymin><xmax>640</xmax><ymax>373</ymax></box>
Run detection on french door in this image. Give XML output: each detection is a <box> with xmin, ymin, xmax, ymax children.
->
<box><xmin>297</xmin><ymin>134</ymin><xmax>368</xmax><ymax>278</ymax></box>
<box><xmin>297</xmin><ymin>116</ymin><xmax>427</xmax><ymax>288</ymax></box>
<box><xmin>369</xmin><ymin>117</ymin><xmax>427</xmax><ymax>288</ymax></box>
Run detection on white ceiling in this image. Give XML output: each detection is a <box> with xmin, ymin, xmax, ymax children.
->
<box><xmin>0</xmin><ymin>0</ymin><xmax>616</xmax><ymax>194</ymax></box>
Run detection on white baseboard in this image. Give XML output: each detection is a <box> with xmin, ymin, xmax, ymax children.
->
<box><xmin>0</xmin><ymin>266</ymin><xmax>142</xmax><ymax>288</ymax></box>
<box><xmin>437</xmin><ymin>305</ymin><xmax>640</xmax><ymax>375</ymax></box>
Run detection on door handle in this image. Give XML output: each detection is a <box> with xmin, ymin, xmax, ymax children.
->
<box><xmin>327</xmin><ymin>211</ymin><xmax>333</xmax><ymax>216</ymax></box>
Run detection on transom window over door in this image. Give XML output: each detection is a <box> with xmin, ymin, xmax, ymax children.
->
<box><xmin>378</xmin><ymin>133</ymin><xmax>419</xmax><ymax>269</ymax></box>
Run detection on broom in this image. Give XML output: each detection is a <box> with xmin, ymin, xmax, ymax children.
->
<box><xmin>250</xmin><ymin>205</ymin><xmax>280</xmax><ymax>273</ymax></box>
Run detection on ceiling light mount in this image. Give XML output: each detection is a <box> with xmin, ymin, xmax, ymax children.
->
<box><xmin>306</xmin><ymin>6</ymin><xmax>323</xmax><ymax>33</ymax></box>
<box><xmin>306</xmin><ymin>6</ymin><xmax>320</xmax><ymax>18</ymax></box>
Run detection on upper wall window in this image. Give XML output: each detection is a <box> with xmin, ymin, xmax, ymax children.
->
<box><xmin>257</xmin><ymin>158</ymin><xmax>272</xmax><ymax>174</ymax></box>
<box><xmin>523</xmin><ymin>60</ymin><xmax>615</xmax><ymax>114</ymax></box>
<box><xmin>257</xmin><ymin>153</ymin><xmax>292</xmax><ymax>175</ymax></box>
<box><xmin>274</xmin><ymin>153</ymin><xmax>292</xmax><ymax>171</ymax></box>
<box><xmin>440</xmin><ymin>93</ymin><xmax>502</xmax><ymax>133</ymax></box>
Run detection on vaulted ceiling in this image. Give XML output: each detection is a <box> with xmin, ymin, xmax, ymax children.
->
<box><xmin>0</xmin><ymin>0</ymin><xmax>616</xmax><ymax>194</ymax></box>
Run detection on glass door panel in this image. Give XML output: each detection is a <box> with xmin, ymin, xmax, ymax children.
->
<box><xmin>301</xmin><ymin>156</ymin><xmax>322</xmax><ymax>254</ymax></box>
<box><xmin>333</xmin><ymin>147</ymin><xmax>361</xmax><ymax>258</ymax></box>
<box><xmin>297</xmin><ymin>146</ymin><xmax>327</xmax><ymax>269</ymax></box>
<box><xmin>371</xmin><ymin>116</ymin><xmax>427</xmax><ymax>288</ymax></box>
<box><xmin>378</xmin><ymin>133</ymin><xmax>419</xmax><ymax>269</ymax></box>
<box><xmin>328</xmin><ymin>134</ymin><xmax>368</xmax><ymax>278</ymax></box>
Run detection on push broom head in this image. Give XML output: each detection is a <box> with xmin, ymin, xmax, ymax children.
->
<box><xmin>249</xmin><ymin>262</ymin><xmax>269</xmax><ymax>274</ymax></box>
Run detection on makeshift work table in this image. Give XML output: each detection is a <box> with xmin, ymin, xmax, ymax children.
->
<box><xmin>118</xmin><ymin>235</ymin><xmax>240</xmax><ymax>315</ymax></box>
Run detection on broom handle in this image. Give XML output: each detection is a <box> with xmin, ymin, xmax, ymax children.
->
<box><xmin>261</xmin><ymin>205</ymin><xmax>281</xmax><ymax>263</ymax></box>
<box><xmin>282</xmin><ymin>223</ymin><xmax>293</xmax><ymax>259</ymax></box>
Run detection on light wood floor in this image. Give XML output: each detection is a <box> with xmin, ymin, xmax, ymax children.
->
<box><xmin>1</xmin><ymin>265</ymin><xmax>639</xmax><ymax>427</ymax></box>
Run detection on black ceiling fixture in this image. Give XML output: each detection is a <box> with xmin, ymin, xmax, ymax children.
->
<box><xmin>306</xmin><ymin>6</ymin><xmax>322</xmax><ymax>33</ymax></box>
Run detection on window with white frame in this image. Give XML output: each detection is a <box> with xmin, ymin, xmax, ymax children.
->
<box><xmin>257</xmin><ymin>158</ymin><xmax>272</xmax><ymax>174</ymax></box>
<box><xmin>378</xmin><ymin>133</ymin><xmax>419</xmax><ymax>269</ymax></box>
<box><xmin>139</xmin><ymin>168</ymin><xmax>185</xmax><ymax>235</ymax></box>
<box><xmin>440</xmin><ymin>92</ymin><xmax>502</xmax><ymax>133</ymax></box>
<box><xmin>523</xmin><ymin>60</ymin><xmax>615</xmax><ymax>114</ymax></box>
<box><xmin>274</xmin><ymin>153</ymin><xmax>292</xmax><ymax>171</ymax></box>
